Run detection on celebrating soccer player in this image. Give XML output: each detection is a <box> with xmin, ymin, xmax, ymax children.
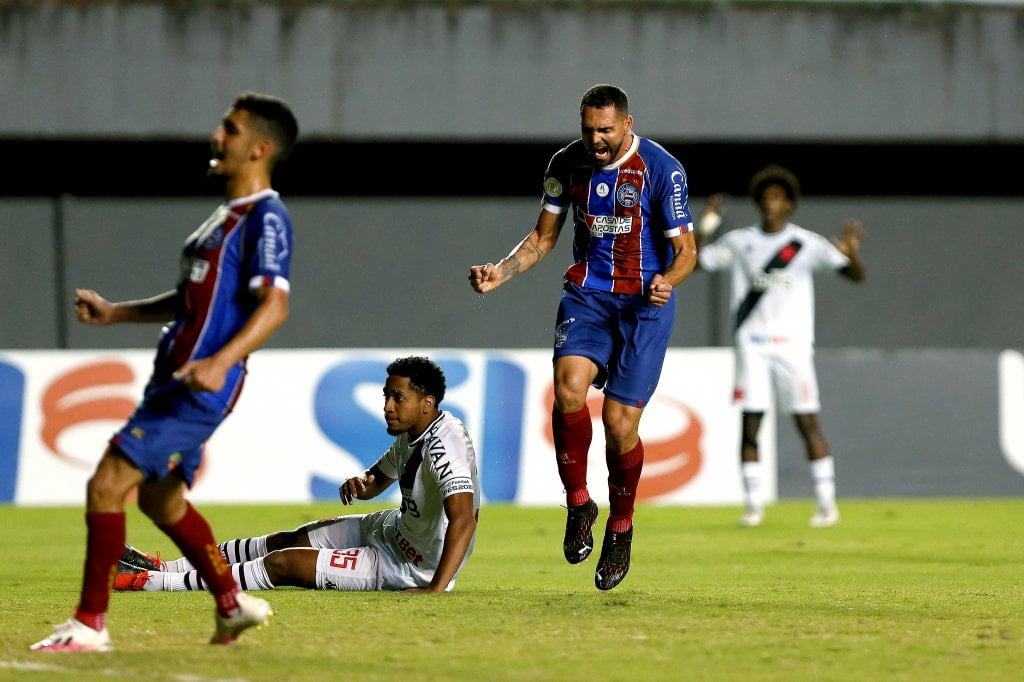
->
<box><xmin>31</xmin><ymin>92</ymin><xmax>298</xmax><ymax>652</ymax></box>
<box><xmin>695</xmin><ymin>165</ymin><xmax>866</xmax><ymax>528</ymax></box>
<box><xmin>468</xmin><ymin>84</ymin><xmax>697</xmax><ymax>590</ymax></box>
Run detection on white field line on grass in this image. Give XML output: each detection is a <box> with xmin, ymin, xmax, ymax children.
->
<box><xmin>0</xmin><ymin>659</ymin><xmax>252</xmax><ymax>682</ymax></box>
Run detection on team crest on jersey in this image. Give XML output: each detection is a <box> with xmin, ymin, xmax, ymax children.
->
<box><xmin>203</xmin><ymin>225</ymin><xmax>226</xmax><ymax>249</ymax></box>
<box><xmin>544</xmin><ymin>176</ymin><xmax>563</xmax><ymax>198</ymax></box>
<box><xmin>616</xmin><ymin>183</ymin><xmax>640</xmax><ymax>208</ymax></box>
<box><xmin>595</xmin><ymin>182</ymin><xmax>610</xmax><ymax>198</ymax></box>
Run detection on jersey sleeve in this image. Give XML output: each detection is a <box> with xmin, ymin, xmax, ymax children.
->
<box><xmin>425</xmin><ymin>426</ymin><xmax>476</xmax><ymax>499</ymax></box>
<box><xmin>697</xmin><ymin>234</ymin><xmax>734</xmax><ymax>272</ymax></box>
<box><xmin>649</xmin><ymin>150</ymin><xmax>694</xmax><ymax>238</ymax></box>
<box><xmin>541</xmin><ymin>146</ymin><xmax>572</xmax><ymax>215</ymax></box>
<box><xmin>245</xmin><ymin>200</ymin><xmax>293</xmax><ymax>293</ymax></box>
<box><xmin>372</xmin><ymin>440</ymin><xmax>403</xmax><ymax>481</ymax></box>
<box><xmin>808</xmin><ymin>231</ymin><xmax>850</xmax><ymax>272</ymax></box>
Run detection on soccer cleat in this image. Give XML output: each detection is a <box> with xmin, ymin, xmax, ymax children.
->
<box><xmin>594</xmin><ymin>526</ymin><xmax>633</xmax><ymax>591</ymax></box>
<box><xmin>30</xmin><ymin>618</ymin><xmax>113</xmax><ymax>653</ymax></box>
<box><xmin>119</xmin><ymin>543</ymin><xmax>162</xmax><ymax>572</ymax></box>
<box><xmin>739</xmin><ymin>507</ymin><xmax>764</xmax><ymax>527</ymax></box>
<box><xmin>114</xmin><ymin>570</ymin><xmax>151</xmax><ymax>592</ymax></box>
<box><xmin>562</xmin><ymin>499</ymin><xmax>599</xmax><ymax>564</ymax></box>
<box><xmin>210</xmin><ymin>592</ymin><xmax>273</xmax><ymax>645</ymax></box>
<box><xmin>809</xmin><ymin>506</ymin><xmax>841</xmax><ymax>528</ymax></box>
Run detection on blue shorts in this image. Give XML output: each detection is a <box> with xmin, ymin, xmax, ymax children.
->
<box><xmin>110</xmin><ymin>384</ymin><xmax>224</xmax><ymax>487</ymax></box>
<box><xmin>553</xmin><ymin>283</ymin><xmax>675</xmax><ymax>407</ymax></box>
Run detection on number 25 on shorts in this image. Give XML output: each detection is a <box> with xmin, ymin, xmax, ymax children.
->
<box><xmin>328</xmin><ymin>548</ymin><xmax>361</xmax><ymax>570</ymax></box>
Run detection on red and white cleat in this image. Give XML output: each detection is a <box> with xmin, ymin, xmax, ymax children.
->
<box><xmin>210</xmin><ymin>592</ymin><xmax>273</xmax><ymax>645</ymax></box>
<box><xmin>30</xmin><ymin>618</ymin><xmax>113</xmax><ymax>653</ymax></box>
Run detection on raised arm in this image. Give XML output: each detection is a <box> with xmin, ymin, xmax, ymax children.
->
<box><xmin>74</xmin><ymin>289</ymin><xmax>178</xmax><ymax>325</ymax></box>
<box><xmin>694</xmin><ymin>193</ymin><xmax>726</xmax><ymax>252</ymax></box>
<box><xmin>405</xmin><ymin>491</ymin><xmax>477</xmax><ymax>594</ymax></box>
<box><xmin>468</xmin><ymin>208</ymin><xmax>567</xmax><ymax>294</ymax></box>
<box><xmin>173</xmin><ymin>286</ymin><xmax>289</xmax><ymax>392</ymax></box>
<box><xmin>832</xmin><ymin>219</ymin><xmax>866</xmax><ymax>282</ymax></box>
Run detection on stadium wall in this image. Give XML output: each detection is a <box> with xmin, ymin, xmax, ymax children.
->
<box><xmin>1</xmin><ymin>1</ymin><xmax>1022</xmax><ymax>141</ymax></box>
<box><xmin>1</xmin><ymin>347</ymin><xmax>1021</xmax><ymax>506</ymax></box>
<box><xmin>2</xmin><ymin>196</ymin><xmax>1022</xmax><ymax>351</ymax></box>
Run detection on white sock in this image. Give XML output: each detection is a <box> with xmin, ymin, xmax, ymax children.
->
<box><xmin>234</xmin><ymin>558</ymin><xmax>275</xmax><ymax>591</ymax></box>
<box><xmin>146</xmin><ymin>560</ymin><xmax>273</xmax><ymax>592</ymax></box>
<box><xmin>810</xmin><ymin>456</ymin><xmax>837</xmax><ymax>510</ymax></box>
<box><xmin>220</xmin><ymin>535</ymin><xmax>270</xmax><ymax>564</ymax></box>
<box><xmin>162</xmin><ymin>557</ymin><xmax>194</xmax><ymax>572</ymax></box>
<box><xmin>741</xmin><ymin>461</ymin><xmax>764</xmax><ymax>512</ymax></box>
<box><xmin>161</xmin><ymin>535</ymin><xmax>270</xmax><ymax>573</ymax></box>
<box><xmin>150</xmin><ymin>569</ymin><xmax>208</xmax><ymax>591</ymax></box>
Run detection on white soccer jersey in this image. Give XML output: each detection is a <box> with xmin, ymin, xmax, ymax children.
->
<box><xmin>698</xmin><ymin>223</ymin><xmax>849</xmax><ymax>347</ymax></box>
<box><xmin>373</xmin><ymin>411</ymin><xmax>480</xmax><ymax>584</ymax></box>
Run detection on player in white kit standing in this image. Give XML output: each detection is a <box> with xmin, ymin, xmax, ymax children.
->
<box><xmin>116</xmin><ymin>356</ymin><xmax>480</xmax><ymax>593</ymax></box>
<box><xmin>696</xmin><ymin>165</ymin><xmax>865</xmax><ymax>528</ymax></box>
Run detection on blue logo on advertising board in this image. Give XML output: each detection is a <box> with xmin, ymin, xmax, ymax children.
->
<box><xmin>0</xmin><ymin>361</ymin><xmax>25</xmax><ymax>503</ymax></box>
<box><xmin>311</xmin><ymin>356</ymin><xmax>524</xmax><ymax>502</ymax></box>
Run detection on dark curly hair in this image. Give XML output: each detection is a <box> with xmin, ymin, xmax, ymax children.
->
<box><xmin>386</xmin><ymin>356</ymin><xmax>446</xmax><ymax>405</ymax></box>
<box><xmin>749</xmin><ymin>164</ymin><xmax>801</xmax><ymax>207</ymax></box>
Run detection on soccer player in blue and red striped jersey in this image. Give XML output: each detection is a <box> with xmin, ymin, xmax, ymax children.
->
<box><xmin>469</xmin><ymin>84</ymin><xmax>696</xmax><ymax>590</ymax></box>
<box><xmin>32</xmin><ymin>92</ymin><xmax>298</xmax><ymax>652</ymax></box>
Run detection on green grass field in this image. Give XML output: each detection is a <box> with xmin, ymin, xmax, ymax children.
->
<box><xmin>1</xmin><ymin>500</ymin><xmax>1021</xmax><ymax>681</ymax></box>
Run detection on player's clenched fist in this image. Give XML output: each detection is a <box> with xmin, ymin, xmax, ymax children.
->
<box><xmin>74</xmin><ymin>289</ymin><xmax>119</xmax><ymax>325</ymax></box>
<box><xmin>468</xmin><ymin>263</ymin><xmax>502</xmax><ymax>294</ymax></box>
<box><xmin>648</xmin><ymin>275</ymin><xmax>673</xmax><ymax>307</ymax></box>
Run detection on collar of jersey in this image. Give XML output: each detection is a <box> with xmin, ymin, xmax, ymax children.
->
<box><xmin>600</xmin><ymin>133</ymin><xmax>641</xmax><ymax>171</ymax></box>
<box><xmin>227</xmin><ymin>188</ymin><xmax>279</xmax><ymax>209</ymax></box>
<box><xmin>759</xmin><ymin>221</ymin><xmax>795</xmax><ymax>237</ymax></box>
<box><xmin>408</xmin><ymin>412</ymin><xmax>446</xmax><ymax>445</ymax></box>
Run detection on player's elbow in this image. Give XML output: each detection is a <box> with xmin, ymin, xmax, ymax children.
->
<box><xmin>452</xmin><ymin>510</ymin><xmax>477</xmax><ymax>537</ymax></box>
<box><xmin>842</xmin><ymin>265</ymin><xmax>866</xmax><ymax>282</ymax></box>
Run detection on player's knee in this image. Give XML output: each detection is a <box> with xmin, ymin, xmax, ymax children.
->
<box><xmin>135</xmin><ymin>492</ymin><xmax>160</xmax><ymax>519</ymax></box>
<box><xmin>741</xmin><ymin>412</ymin><xmax>763</xmax><ymax>446</ymax></box>
<box><xmin>85</xmin><ymin>472</ymin><xmax>125</xmax><ymax>510</ymax></box>
<box><xmin>262</xmin><ymin>549</ymin><xmax>315</xmax><ymax>588</ymax></box>
<box><xmin>604</xmin><ymin>423</ymin><xmax>639</xmax><ymax>452</ymax></box>
<box><xmin>265</xmin><ymin>529</ymin><xmax>303</xmax><ymax>552</ymax></box>
<box><xmin>793</xmin><ymin>413</ymin><xmax>821</xmax><ymax>437</ymax></box>
<box><xmin>261</xmin><ymin>549</ymin><xmax>291</xmax><ymax>584</ymax></box>
<box><xmin>553</xmin><ymin>384</ymin><xmax>588</xmax><ymax>413</ymax></box>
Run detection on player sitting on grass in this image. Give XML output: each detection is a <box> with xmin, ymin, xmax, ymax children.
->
<box><xmin>116</xmin><ymin>356</ymin><xmax>480</xmax><ymax>594</ymax></box>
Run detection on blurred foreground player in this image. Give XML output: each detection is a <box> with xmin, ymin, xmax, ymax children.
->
<box><xmin>469</xmin><ymin>84</ymin><xmax>696</xmax><ymax>589</ymax></box>
<box><xmin>116</xmin><ymin>357</ymin><xmax>480</xmax><ymax>595</ymax></box>
<box><xmin>695</xmin><ymin>165</ymin><xmax>865</xmax><ymax>528</ymax></box>
<box><xmin>31</xmin><ymin>92</ymin><xmax>298</xmax><ymax>652</ymax></box>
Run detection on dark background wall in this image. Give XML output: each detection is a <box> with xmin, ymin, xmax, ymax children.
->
<box><xmin>2</xmin><ymin>194</ymin><xmax>1022</xmax><ymax>351</ymax></box>
<box><xmin>1</xmin><ymin>0</ymin><xmax>1022</xmax><ymax>352</ymax></box>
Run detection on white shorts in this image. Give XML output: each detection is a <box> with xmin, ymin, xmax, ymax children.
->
<box><xmin>302</xmin><ymin>509</ymin><xmax>421</xmax><ymax>591</ymax></box>
<box><xmin>734</xmin><ymin>344</ymin><xmax>820</xmax><ymax>414</ymax></box>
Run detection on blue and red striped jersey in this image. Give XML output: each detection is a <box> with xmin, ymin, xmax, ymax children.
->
<box><xmin>150</xmin><ymin>188</ymin><xmax>293</xmax><ymax>414</ymax></box>
<box><xmin>542</xmin><ymin>135</ymin><xmax>693</xmax><ymax>295</ymax></box>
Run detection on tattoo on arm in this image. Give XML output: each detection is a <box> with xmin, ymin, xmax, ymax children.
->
<box><xmin>499</xmin><ymin>231</ymin><xmax>551</xmax><ymax>282</ymax></box>
<box><xmin>500</xmin><ymin>257</ymin><xmax>522</xmax><ymax>281</ymax></box>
